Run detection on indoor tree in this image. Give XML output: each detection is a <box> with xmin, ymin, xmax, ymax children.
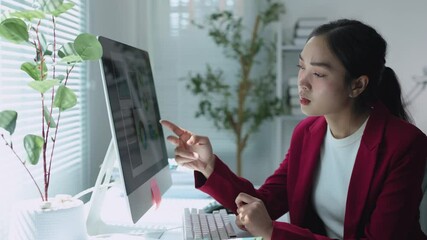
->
<box><xmin>185</xmin><ymin>0</ymin><xmax>285</xmax><ymax>176</ymax></box>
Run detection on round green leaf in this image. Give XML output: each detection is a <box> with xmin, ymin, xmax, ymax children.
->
<box><xmin>58</xmin><ymin>42</ymin><xmax>83</xmax><ymax>64</ymax></box>
<box><xmin>10</xmin><ymin>10</ymin><xmax>45</xmax><ymax>21</ymax></box>
<box><xmin>59</xmin><ymin>55</ymin><xmax>83</xmax><ymax>64</ymax></box>
<box><xmin>38</xmin><ymin>0</ymin><xmax>75</xmax><ymax>17</ymax></box>
<box><xmin>43</xmin><ymin>106</ymin><xmax>57</xmax><ymax>128</ymax></box>
<box><xmin>54</xmin><ymin>85</ymin><xmax>77</xmax><ymax>111</ymax></box>
<box><xmin>28</xmin><ymin>79</ymin><xmax>59</xmax><ymax>93</ymax></box>
<box><xmin>0</xmin><ymin>110</ymin><xmax>18</xmax><ymax>135</ymax></box>
<box><xmin>58</xmin><ymin>42</ymin><xmax>78</xmax><ymax>58</ymax></box>
<box><xmin>38</xmin><ymin>0</ymin><xmax>64</xmax><ymax>13</ymax></box>
<box><xmin>57</xmin><ymin>75</ymin><xmax>66</xmax><ymax>82</ymax></box>
<box><xmin>39</xmin><ymin>33</ymin><xmax>49</xmax><ymax>55</ymax></box>
<box><xmin>0</xmin><ymin>18</ymin><xmax>29</xmax><ymax>43</ymax></box>
<box><xmin>44</xmin><ymin>49</ymin><xmax>53</xmax><ymax>56</ymax></box>
<box><xmin>21</xmin><ymin>62</ymin><xmax>48</xmax><ymax>81</ymax></box>
<box><xmin>74</xmin><ymin>33</ymin><xmax>103</xmax><ymax>60</ymax></box>
<box><xmin>50</xmin><ymin>2</ymin><xmax>75</xmax><ymax>17</ymax></box>
<box><xmin>24</xmin><ymin>134</ymin><xmax>44</xmax><ymax>165</ymax></box>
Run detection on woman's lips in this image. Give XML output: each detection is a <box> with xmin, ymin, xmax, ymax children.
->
<box><xmin>300</xmin><ymin>97</ymin><xmax>311</xmax><ymax>105</ymax></box>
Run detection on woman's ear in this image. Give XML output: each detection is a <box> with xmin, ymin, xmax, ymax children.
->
<box><xmin>349</xmin><ymin>75</ymin><xmax>369</xmax><ymax>98</ymax></box>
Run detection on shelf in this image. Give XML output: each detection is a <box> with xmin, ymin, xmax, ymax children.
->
<box><xmin>275</xmin><ymin>20</ymin><xmax>306</xmax><ymax>162</ymax></box>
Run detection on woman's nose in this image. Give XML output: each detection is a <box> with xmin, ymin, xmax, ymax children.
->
<box><xmin>298</xmin><ymin>73</ymin><xmax>310</xmax><ymax>91</ymax></box>
<box><xmin>299</xmin><ymin>84</ymin><xmax>309</xmax><ymax>91</ymax></box>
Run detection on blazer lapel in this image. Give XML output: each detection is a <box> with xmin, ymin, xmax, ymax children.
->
<box><xmin>291</xmin><ymin>117</ymin><xmax>327</xmax><ymax>225</ymax></box>
<box><xmin>344</xmin><ymin>102</ymin><xmax>388</xmax><ymax>237</ymax></box>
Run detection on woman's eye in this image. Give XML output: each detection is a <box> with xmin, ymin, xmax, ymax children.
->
<box><xmin>297</xmin><ymin>64</ymin><xmax>326</xmax><ymax>77</ymax></box>
<box><xmin>314</xmin><ymin>72</ymin><xmax>325</xmax><ymax>78</ymax></box>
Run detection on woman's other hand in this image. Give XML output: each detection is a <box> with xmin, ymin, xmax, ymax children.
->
<box><xmin>235</xmin><ymin>192</ymin><xmax>273</xmax><ymax>240</ymax></box>
<box><xmin>160</xmin><ymin>120</ymin><xmax>215</xmax><ymax>178</ymax></box>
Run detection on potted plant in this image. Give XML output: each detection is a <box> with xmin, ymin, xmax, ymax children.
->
<box><xmin>0</xmin><ymin>0</ymin><xmax>102</xmax><ymax>239</ymax></box>
<box><xmin>185</xmin><ymin>0</ymin><xmax>285</xmax><ymax>176</ymax></box>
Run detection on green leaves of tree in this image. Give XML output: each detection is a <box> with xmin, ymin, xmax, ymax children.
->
<box><xmin>186</xmin><ymin>0</ymin><xmax>285</xmax><ymax>139</ymax></box>
<box><xmin>0</xmin><ymin>1</ymin><xmax>81</xmax><ymax>45</ymax></box>
<box><xmin>24</xmin><ymin>134</ymin><xmax>44</xmax><ymax>165</ymax></box>
<box><xmin>0</xmin><ymin>110</ymin><xmax>44</xmax><ymax>165</ymax></box>
<box><xmin>10</xmin><ymin>10</ymin><xmax>45</xmax><ymax>21</ymax></box>
<box><xmin>185</xmin><ymin>1</ymin><xmax>285</xmax><ymax>176</ymax></box>
<box><xmin>59</xmin><ymin>33</ymin><xmax>103</xmax><ymax>63</ymax></box>
<box><xmin>58</xmin><ymin>43</ymin><xmax>80</xmax><ymax>63</ymax></box>
<box><xmin>28</xmin><ymin>79</ymin><xmax>59</xmax><ymax>93</ymax></box>
<box><xmin>54</xmin><ymin>85</ymin><xmax>77</xmax><ymax>111</ymax></box>
<box><xmin>260</xmin><ymin>1</ymin><xmax>285</xmax><ymax>25</ymax></box>
<box><xmin>21</xmin><ymin>62</ymin><xmax>48</xmax><ymax>81</ymax></box>
<box><xmin>74</xmin><ymin>33</ymin><xmax>103</xmax><ymax>60</ymax></box>
<box><xmin>38</xmin><ymin>0</ymin><xmax>75</xmax><ymax>17</ymax></box>
<box><xmin>43</xmin><ymin>106</ymin><xmax>57</xmax><ymax>128</ymax></box>
<box><xmin>0</xmin><ymin>110</ymin><xmax>18</xmax><ymax>135</ymax></box>
<box><xmin>187</xmin><ymin>66</ymin><xmax>232</xmax><ymax>130</ymax></box>
<box><xmin>0</xmin><ymin>18</ymin><xmax>29</xmax><ymax>44</ymax></box>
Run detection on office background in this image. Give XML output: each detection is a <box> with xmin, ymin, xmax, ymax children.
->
<box><xmin>0</xmin><ymin>0</ymin><xmax>426</xmax><ymax>238</ymax></box>
<box><xmin>88</xmin><ymin>0</ymin><xmax>427</xmax><ymax>186</ymax></box>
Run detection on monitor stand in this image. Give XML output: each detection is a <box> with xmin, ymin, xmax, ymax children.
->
<box><xmin>85</xmin><ymin>139</ymin><xmax>165</xmax><ymax>238</ymax></box>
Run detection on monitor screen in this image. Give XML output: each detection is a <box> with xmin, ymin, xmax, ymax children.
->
<box><xmin>89</xmin><ymin>36</ymin><xmax>172</xmax><ymax>229</ymax></box>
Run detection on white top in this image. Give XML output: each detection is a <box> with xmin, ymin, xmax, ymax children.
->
<box><xmin>312</xmin><ymin>119</ymin><xmax>368</xmax><ymax>239</ymax></box>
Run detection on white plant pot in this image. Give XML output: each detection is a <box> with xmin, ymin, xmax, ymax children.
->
<box><xmin>8</xmin><ymin>195</ymin><xmax>87</xmax><ymax>240</ymax></box>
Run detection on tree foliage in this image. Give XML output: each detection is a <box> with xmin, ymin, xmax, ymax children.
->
<box><xmin>185</xmin><ymin>1</ymin><xmax>285</xmax><ymax>176</ymax></box>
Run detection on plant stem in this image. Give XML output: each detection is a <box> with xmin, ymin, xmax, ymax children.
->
<box><xmin>52</xmin><ymin>16</ymin><xmax>57</xmax><ymax>79</ymax></box>
<box><xmin>45</xmin><ymin>16</ymin><xmax>57</xmax><ymax>195</ymax></box>
<box><xmin>1</xmin><ymin>134</ymin><xmax>44</xmax><ymax>199</ymax></box>
<box><xmin>47</xmin><ymin>65</ymin><xmax>74</xmax><ymax>187</ymax></box>
<box><xmin>45</xmin><ymin>16</ymin><xmax>57</xmax><ymax>199</ymax></box>
<box><xmin>34</xmin><ymin>19</ymin><xmax>49</xmax><ymax>201</ymax></box>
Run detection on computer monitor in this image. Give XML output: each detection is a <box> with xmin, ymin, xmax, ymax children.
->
<box><xmin>86</xmin><ymin>36</ymin><xmax>172</xmax><ymax>235</ymax></box>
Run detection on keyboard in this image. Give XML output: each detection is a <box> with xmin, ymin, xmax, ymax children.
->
<box><xmin>183</xmin><ymin>208</ymin><xmax>237</xmax><ymax>240</ymax></box>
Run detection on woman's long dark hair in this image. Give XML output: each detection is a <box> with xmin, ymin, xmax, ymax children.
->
<box><xmin>308</xmin><ymin>19</ymin><xmax>411</xmax><ymax>122</ymax></box>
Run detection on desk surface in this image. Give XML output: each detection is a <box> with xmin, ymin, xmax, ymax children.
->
<box><xmin>88</xmin><ymin>167</ymin><xmax>254</xmax><ymax>239</ymax></box>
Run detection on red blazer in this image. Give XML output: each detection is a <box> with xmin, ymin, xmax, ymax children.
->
<box><xmin>195</xmin><ymin>102</ymin><xmax>427</xmax><ymax>239</ymax></box>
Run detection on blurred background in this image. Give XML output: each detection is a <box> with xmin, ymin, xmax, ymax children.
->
<box><xmin>88</xmin><ymin>0</ymin><xmax>427</xmax><ymax>185</ymax></box>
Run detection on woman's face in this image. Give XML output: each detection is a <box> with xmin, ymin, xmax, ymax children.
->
<box><xmin>298</xmin><ymin>35</ymin><xmax>352</xmax><ymax>117</ymax></box>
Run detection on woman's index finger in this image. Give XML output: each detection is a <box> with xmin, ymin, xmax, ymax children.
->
<box><xmin>160</xmin><ymin>119</ymin><xmax>186</xmax><ymax>136</ymax></box>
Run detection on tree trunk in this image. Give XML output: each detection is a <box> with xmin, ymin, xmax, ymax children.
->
<box><xmin>236</xmin><ymin>141</ymin><xmax>242</xmax><ymax>176</ymax></box>
<box><xmin>236</xmin><ymin>134</ymin><xmax>246</xmax><ymax>176</ymax></box>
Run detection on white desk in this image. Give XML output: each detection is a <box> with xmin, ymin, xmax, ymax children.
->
<box><xmin>88</xmin><ymin>167</ymin><xmax>254</xmax><ymax>239</ymax></box>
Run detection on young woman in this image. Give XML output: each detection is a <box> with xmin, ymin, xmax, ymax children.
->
<box><xmin>160</xmin><ymin>19</ymin><xmax>427</xmax><ymax>239</ymax></box>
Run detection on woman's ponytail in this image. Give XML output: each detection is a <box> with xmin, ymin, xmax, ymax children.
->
<box><xmin>377</xmin><ymin>67</ymin><xmax>412</xmax><ymax>122</ymax></box>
